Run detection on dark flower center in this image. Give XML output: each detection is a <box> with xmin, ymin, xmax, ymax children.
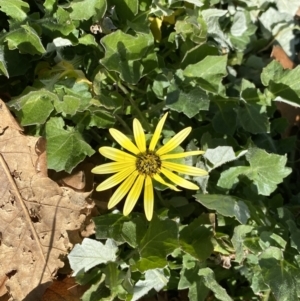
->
<box><xmin>136</xmin><ymin>151</ymin><xmax>161</xmax><ymax>176</ymax></box>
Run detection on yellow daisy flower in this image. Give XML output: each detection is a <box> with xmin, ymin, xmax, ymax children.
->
<box><xmin>92</xmin><ymin>112</ymin><xmax>208</xmax><ymax>221</ymax></box>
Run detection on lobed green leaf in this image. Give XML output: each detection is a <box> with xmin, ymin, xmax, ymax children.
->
<box><xmin>68</xmin><ymin>238</ymin><xmax>118</xmax><ymax>276</ymax></box>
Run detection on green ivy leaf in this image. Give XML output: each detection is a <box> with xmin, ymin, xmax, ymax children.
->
<box><xmin>0</xmin><ymin>0</ymin><xmax>29</xmax><ymax>22</ymax></box>
<box><xmin>261</xmin><ymin>60</ymin><xmax>300</xmax><ymax>106</ymax></box>
<box><xmin>94</xmin><ymin>213</ymin><xmax>147</xmax><ymax>248</ymax></box>
<box><xmin>175</xmin><ymin>17</ymin><xmax>206</xmax><ymax>44</ymax></box>
<box><xmin>202</xmin><ymin>9</ymin><xmax>232</xmax><ymax>49</ymax></box>
<box><xmin>183</xmin><ymin>55</ymin><xmax>227</xmax><ymax>94</ymax></box>
<box><xmin>240</xmin><ymin>78</ymin><xmax>264</xmax><ymax>103</ymax></box>
<box><xmin>109</xmin><ymin>0</ymin><xmax>138</xmax><ymax>21</ymax></box>
<box><xmin>1</xmin><ymin>47</ymin><xmax>31</xmax><ymax>77</ymax></box>
<box><xmin>229</xmin><ymin>11</ymin><xmax>257</xmax><ymax>51</ymax></box>
<box><xmin>136</xmin><ymin>216</ymin><xmax>178</xmax><ymax>272</ymax></box>
<box><xmin>87</xmin><ymin>108</ymin><xmax>115</xmax><ymax>128</ymax></box>
<box><xmin>75</xmin><ymin>268</ymin><xmax>102</xmax><ymax>286</ymax></box>
<box><xmin>121</xmin><ymin>218</ymin><xmax>148</xmax><ymax>248</ymax></box>
<box><xmin>184</xmin><ymin>0</ymin><xmax>204</xmax><ymax>6</ymax></box>
<box><xmin>41</xmin><ymin>17</ymin><xmax>75</xmax><ymax>37</ymax></box>
<box><xmin>5</xmin><ymin>24</ymin><xmax>46</xmax><ymax>55</ymax></box>
<box><xmin>194</xmin><ymin>194</ymin><xmax>250</xmax><ymax>224</ymax></box>
<box><xmin>218</xmin><ymin>148</ymin><xmax>291</xmax><ymax>195</ymax></box>
<box><xmin>204</xmin><ymin>146</ymin><xmax>247</xmax><ymax>171</ymax></box>
<box><xmin>198</xmin><ymin>268</ymin><xmax>232</xmax><ymax>301</ymax></box>
<box><xmin>179</xmin><ymin>216</ymin><xmax>214</xmax><ymax>261</ymax></box>
<box><xmin>103</xmin><ymin>262</ymin><xmax>127</xmax><ymax>300</ymax></box>
<box><xmin>231</xmin><ymin>225</ymin><xmax>253</xmax><ymax>263</ymax></box>
<box><xmin>166</xmin><ymin>86</ymin><xmax>209</xmax><ymax>118</ymax></box>
<box><xmin>286</xmin><ymin>220</ymin><xmax>300</xmax><ymax>252</ymax></box>
<box><xmin>71</xmin><ymin>107</ymin><xmax>115</xmax><ymax>129</ymax></box>
<box><xmin>45</xmin><ymin>117</ymin><xmax>95</xmax><ymax>172</ymax></box>
<box><xmin>8</xmin><ymin>89</ymin><xmax>56</xmax><ymax>125</ymax></box>
<box><xmin>81</xmin><ymin>281</ymin><xmax>111</xmax><ymax>301</ymax></box>
<box><xmin>211</xmin><ymin>101</ymin><xmax>237</xmax><ymax>135</ymax></box>
<box><xmin>94</xmin><ymin>214</ymin><xmax>130</xmax><ymax>243</ymax></box>
<box><xmin>0</xmin><ymin>46</ymin><xmax>9</xmax><ymax>77</ymax></box>
<box><xmin>259</xmin><ymin>231</ymin><xmax>287</xmax><ymax>250</ymax></box>
<box><xmin>54</xmin><ymin>95</ymin><xmax>80</xmax><ymax>116</ymax></box>
<box><xmin>179</xmin><ymin>255</ymin><xmax>209</xmax><ymax>301</ymax></box>
<box><xmin>237</xmin><ymin>103</ymin><xmax>270</xmax><ymax>134</ymax></box>
<box><xmin>79</xmin><ymin>34</ymin><xmax>98</xmax><ymax>46</ymax></box>
<box><xmin>181</xmin><ymin>44</ymin><xmax>218</xmax><ymax>70</ymax></box>
<box><xmin>68</xmin><ymin>238</ymin><xmax>118</xmax><ymax>276</ymax></box>
<box><xmin>259</xmin><ymin>247</ymin><xmax>299</xmax><ymax>301</ymax></box>
<box><xmin>69</xmin><ymin>0</ymin><xmax>106</xmax><ymax>21</ymax></box>
<box><xmin>132</xmin><ymin>269</ymin><xmax>169</xmax><ymax>301</ymax></box>
<box><xmin>100</xmin><ymin>31</ymin><xmax>153</xmax><ymax>84</ymax></box>
<box><xmin>43</xmin><ymin>0</ymin><xmax>57</xmax><ymax>14</ymax></box>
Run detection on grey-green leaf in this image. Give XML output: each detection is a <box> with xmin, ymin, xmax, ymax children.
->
<box><xmin>69</xmin><ymin>0</ymin><xmax>106</xmax><ymax>21</ymax></box>
<box><xmin>166</xmin><ymin>86</ymin><xmax>209</xmax><ymax>118</ymax></box>
<box><xmin>198</xmin><ymin>268</ymin><xmax>232</xmax><ymax>301</ymax></box>
<box><xmin>231</xmin><ymin>225</ymin><xmax>253</xmax><ymax>263</ymax></box>
<box><xmin>259</xmin><ymin>247</ymin><xmax>299</xmax><ymax>301</ymax></box>
<box><xmin>68</xmin><ymin>238</ymin><xmax>118</xmax><ymax>276</ymax></box>
<box><xmin>194</xmin><ymin>194</ymin><xmax>250</xmax><ymax>224</ymax></box>
<box><xmin>94</xmin><ymin>213</ymin><xmax>147</xmax><ymax>248</ymax></box>
<box><xmin>0</xmin><ymin>0</ymin><xmax>29</xmax><ymax>21</ymax></box>
<box><xmin>183</xmin><ymin>55</ymin><xmax>227</xmax><ymax>94</ymax></box>
<box><xmin>218</xmin><ymin>148</ymin><xmax>291</xmax><ymax>195</ymax></box>
<box><xmin>100</xmin><ymin>31</ymin><xmax>153</xmax><ymax>84</ymax></box>
<box><xmin>45</xmin><ymin>117</ymin><xmax>95</xmax><ymax>172</ymax></box>
<box><xmin>179</xmin><ymin>217</ymin><xmax>214</xmax><ymax>261</ymax></box>
<box><xmin>132</xmin><ymin>269</ymin><xmax>169</xmax><ymax>301</ymax></box>
<box><xmin>179</xmin><ymin>256</ymin><xmax>209</xmax><ymax>301</ymax></box>
<box><xmin>5</xmin><ymin>25</ymin><xmax>46</xmax><ymax>55</ymax></box>
<box><xmin>8</xmin><ymin>90</ymin><xmax>56</xmax><ymax>125</ymax></box>
<box><xmin>261</xmin><ymin>60</ymin><xmax>300</xmax><ymax>107</ymax></box>
<box><xmin>237</xmin><ymin>103</ymin><xmax>270</xmax><ymax>134</ymax></box>
<box><xmin>136</xmin><ymin>216</ymin><xmax>178</xmax><ymax>272</ymax></box>
<box><xmin>204</xmin><ymin>146</ymin><xmax>247</xmax><ymax>171</ymax></box>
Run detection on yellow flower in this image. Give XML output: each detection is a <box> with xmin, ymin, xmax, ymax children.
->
<box><xmin>92</xmin><ymin>113</ymin><xmax>208</xmax><ymax>221</ymax></box>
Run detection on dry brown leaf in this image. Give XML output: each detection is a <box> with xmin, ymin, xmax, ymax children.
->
<box><xmin>0</xmin><ymin>276</ymin><xmax>8</xmax><ymax>297</ymax></box>
<box><xmin>0</xmin><ymin>295</ymin><xmax>9</xmax><ymax>301</ymax></box>
<box><xmin>42</xmin><ymin>276</ymin><xmax>88</xmax><ymax>301</ymax></box>
<box><xmin>35</xmin><ymin>137</ymin><xmax>48</xmax><ymax>177</ymax></box>
<box><xmin>271</xmin><ymin>45</ymin><xmax>295</xmax><ymax>69</ymax></box>
<box><xmin>50</xmin><ymin>163</ymin><xmax>94</xmax><ymax>192</ymax></box>
<box><xmin>0</xmin><ymin>100</ymin><xmax>94</xmax><ymax>301</ymax></box>
<box><xmin>270</xmin><ymin>46</ymin><xmax>300</xmax><ymax>136</ymax></box>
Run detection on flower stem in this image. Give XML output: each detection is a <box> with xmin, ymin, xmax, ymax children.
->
<box><xmin>115</xmin><ymin>114</ymin><xmax>133</xmax><ymax>135</ymax></box>
<box><xmin>107</xmin><ymin>72</ymin><xmax>152</xmax><ymax>132</ymax></box>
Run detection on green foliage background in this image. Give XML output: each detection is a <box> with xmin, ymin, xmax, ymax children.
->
<box><xmin>1</xmin><ymin>0</ymin><xmax>300</xmax><ymax>300</ymax></box>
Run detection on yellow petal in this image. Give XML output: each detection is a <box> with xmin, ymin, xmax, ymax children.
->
<box><xmin>108</xmin><ymin>171</ymin><xmax>139</xmax><ymax>209</ymax></box>
<box><xmin>96</xmin><ymin>166</ymin><xmax>135</xmax><ymax>191</ymax></box>
<box><xmin>156</xmin><ymin>127</ymin><xmax>191</xmax><ymax>156</ymax></box>
<box><xmin>99</xmin><ymin>147</ymin><xmax>137</xmax><ymax>162</ymax></box>
<box><xmin>133</xmin><ymin>119</ymin><xmax>146</xmax><ymax>152</ymax></box>
<box><xmin>144</xmin><ymin>176</ymin><xmax>154</xmax><ymax>221</ymax></box>
<box><xmin>92</xmin><ymin>161</ymin><xmax>134</xmax><ymax>174</ymax></box>
<box><xmin>109</xmin><ymin>128</ymin><xmax>140</xmax><ymax>154</ymax></box>
<box><xmin>160</xmin><ymin>150</ymin><xmax>205</xmax><ymax>160</ymax></box>
<box><xmin>162</xmin><ymin>161</ymin><xmax>208</xmax><ymax>176</ymax></box>
<box><xmin>152</xmin><ymin>173</ymin><xmax>181</xmax><ymax>191</ymax></box>
<box><xmin>123</xmin><ymin>174</ymin><xmax>144</xmax><ymax>216</ymax></box>
<box><xmin>149</xmin><ymin>16</ymin><xmax>162</xmax><ymax>42</ymax></box>
<box><xmin>149</xmin><ymin>112</ymin><xmax>168</xmax><ymax>151</ymax></box>
<box><xmin>160</xmin><ymin>167</ymin><xmax>199</xmax><ymax>190</ymax></box>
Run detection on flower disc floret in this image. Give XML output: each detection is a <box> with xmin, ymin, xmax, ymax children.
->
<box><xmin>136</xmin><ymin>151</ymin><xmax>161</xmax><ymax>176</ymax></box>
<box><xmin>92</xmin><ymin>112</ymin><xmax>208</xmax><ymax>221</ymax></box>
